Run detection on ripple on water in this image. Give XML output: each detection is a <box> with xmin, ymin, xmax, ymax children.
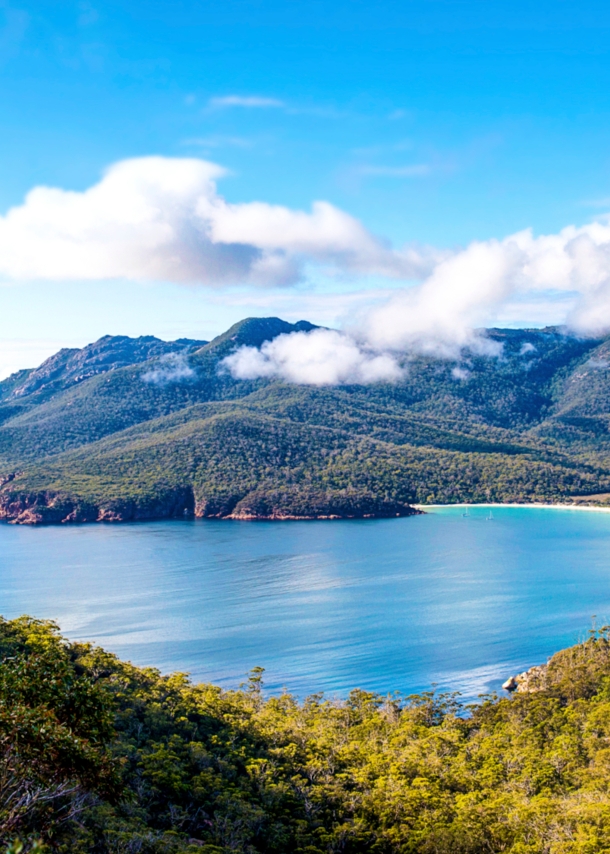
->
<box><xmin>0</xmin><ymin>507</ymin><xmax>608</xmax><ymax>699</ymax></box>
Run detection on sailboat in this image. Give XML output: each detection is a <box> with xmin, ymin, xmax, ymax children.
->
<box><xmin>486</xmin><ymin>509</ymin><xmax>494</xmax><ymax>521</ymax></box>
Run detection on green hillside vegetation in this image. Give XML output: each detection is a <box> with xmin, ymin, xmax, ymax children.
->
<box><xmin>1</xmin><ymin>319</ymin><xmax>610</xmax><ymax>521</ymax></box>
<box><xmin>7</xmin><ymin>616</ymin><xmax>610</xmax><ymax>852</ymax></box>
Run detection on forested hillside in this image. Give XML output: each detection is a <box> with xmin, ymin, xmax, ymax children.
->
<box><xmin>6</xmin><ymin>615</ymin><xmax>610</xmax><ymax>853</ymax></box>
<box><xmin>1</xmin><ymin>318</ymin><xmax>610</xmax><ymax>523</ymax></box>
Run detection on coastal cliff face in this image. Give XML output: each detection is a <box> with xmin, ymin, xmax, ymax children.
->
<box><xmin>0</xmin><ymin>485</ymin><xmax>419</xmax><ymax>524</ymax></box>
<box><xmin>221</xmin><ymin>487</ymin><xmax>420</xmax><ymax>520</ymax></box>
<box><xmin>0</xmin><ymin>487</ymin><xmax>196</xmax><ymax>524</ymax></box>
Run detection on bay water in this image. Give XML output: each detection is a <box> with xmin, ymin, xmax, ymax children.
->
<box><xmin>1</xmin><ymin>505</ymin><xmax>609</xmax><ymax>699</ymax></box>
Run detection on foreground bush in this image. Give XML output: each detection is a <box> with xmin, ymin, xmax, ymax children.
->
<box><xmin>4</xmin><ymin>617</ymin><xmax>610</xmax><ymax>852</ymax></box>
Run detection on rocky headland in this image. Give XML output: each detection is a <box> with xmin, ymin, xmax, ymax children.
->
<box><xmin>0</xmin><ymin>485</ymin><xmax>420</xmax><ymax>525</ymax></box>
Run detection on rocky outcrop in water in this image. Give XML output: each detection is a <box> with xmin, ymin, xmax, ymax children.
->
<box><xmin>503</xmin><ymin>663</ymin><xmax>548</xmax><ymax>693</ymax></box>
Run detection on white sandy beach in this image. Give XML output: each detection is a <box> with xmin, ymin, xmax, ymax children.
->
<box><xmin>415</xmin><ymin>502</ymin><xmax>610</xmax><ymax>513</ymax></box>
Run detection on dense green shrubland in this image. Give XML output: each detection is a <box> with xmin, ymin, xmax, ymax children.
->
<box><xmin>5</xmin><ymin>617</ymin><xmax>610</xmax><ymax>852</ymax></box>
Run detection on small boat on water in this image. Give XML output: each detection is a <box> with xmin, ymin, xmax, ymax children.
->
<box><xmin>486</xmin><ymin>510</ymin><xmax>494</xmax><ymax>521</ymax></box>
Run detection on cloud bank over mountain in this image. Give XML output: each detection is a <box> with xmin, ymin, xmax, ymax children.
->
<box><xmin>223</xmin><ymin>218</ymin><xmax>610</xmax><ymax>383</ymax></box>
<box><xmin>224</xmin><ymin>328</ymin><xmax>403</xmax><ymax>385</ymax></box>
<box><xmin>3</xmin><ymin>155</ymin><xmax>610</xmax><ymax>383</ymax></box>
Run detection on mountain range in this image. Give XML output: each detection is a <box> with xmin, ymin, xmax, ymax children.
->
<box><xmin>1</xmin><ymin>317</ymin><xmax>610</xmax><ymax>523</ymax></box>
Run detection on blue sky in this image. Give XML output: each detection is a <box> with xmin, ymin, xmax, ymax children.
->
<box><xmin>2</xmin><ymin>0</ymin><xmax>610</xmax><ymax>376</ymax></box>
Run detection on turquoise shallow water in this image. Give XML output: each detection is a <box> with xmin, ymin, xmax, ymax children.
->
<box><xmin>1</xmin><ymin>506</ymin><xmax>609</xmax><ymax>699</ymax></box>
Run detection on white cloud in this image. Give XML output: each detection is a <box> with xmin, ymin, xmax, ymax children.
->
<box><xmin>141</xmin><ymin>352</ymin><xmax>195</xmax><ymax>385</ymax></box>
<box><xmin>365</xmin><ymin>238</ymin><xmax>514</xmax><ymax>357</ymax></box>
<box><xmin>366</xmin><ymin>218</ymin><xmax>610</xmax><ymax>355</ymax></box>
<box><xmin>5</xmin><ymin>155</ymin><xmax>610</xmax><ymax>387</ymax></box>
<box><xmin>451</xmin><ymin>366</ymin><xmax>470</xmax><ymax>381</ymax></box>
<box><xmin>358</xmin><ymin>164</ymin><xmax>430</xmax><ymax>177</ymax></box>
<box><xmin>0</xmin><ymin>156</ymin><xmax>437</xmax><ymax>288</ymax></box>
<box><xmin>223</xmin><ymin>328</ymin><xmax>403</xmax><ymax>385</ymax></box>
<box><xmin>208</xmin><ymin>95</ymin><xmax>284</xmax><ymax>108</ymax></box>
<box><xmin>223</xmin><ymin>215</ymin><xmax>610</xmax><ymax>385</ymax></box>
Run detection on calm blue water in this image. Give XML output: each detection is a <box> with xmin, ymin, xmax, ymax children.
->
<box><xmin>1</xmin><ymin>506</ymin><xmax>609</xmax><ymax>699</ymax></box>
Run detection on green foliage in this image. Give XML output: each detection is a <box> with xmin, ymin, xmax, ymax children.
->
<box><xmin>2</xmin><ymin>320</ymin><xmax>610</xmax><ymax>520</ymax></box>
<box><xmin>6</xmin><ymin>840</ymin><xmax>45</xmax><ymax>853</ymax></box>
<box><xmin>7</xmin><ymin>618</ymin><xmax>610</xmax><ymax>851</ymax></box>
<box><xmin>0</xmin><ymin>617</ymin><xmax>120</xmax><ymax>849</ymax></box>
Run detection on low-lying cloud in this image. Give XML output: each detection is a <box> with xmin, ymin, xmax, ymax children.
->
<box><xmin>142</xmin><ymin>352</ymin><xmax>195</xmax><ymax>385</ymax></box>
<box><xmin>223</xmin><ymin>217</ymin><xmax>610</xmax><ymax>384</ymax></box>
<box><xmin>364</xmin><ymin>220</ymin><xmax>610</xmax><ymax>355</ymax></box>
<box><xmin>224</xmin><ymin>328</ymin><xmax>403</xmax><ymax>385</ymax></box>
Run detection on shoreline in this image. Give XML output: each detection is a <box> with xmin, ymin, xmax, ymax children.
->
<box><xmin>2</xmin><ymin>500</ymin><xmax>609</xmax><ymax>525</ymax></box>
<box><xmin>415</xmin><ymin>502</ymin><xmax>610</xmax><ymax>513</ymax></box>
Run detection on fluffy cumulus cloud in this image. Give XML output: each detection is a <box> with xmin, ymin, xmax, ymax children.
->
<box><xmin>0</xmin><ymin>156</ymin><xmax>436</xmax><ymax>287</ymax></box>
<box><xmin>362</xmin><ymin>221</ymin><xmax>610</xmax><ymax>355</ymax></box>
<box><xmin>223</xmin><ymin>328</ymin><xmax>403</xmax><ymax>385</ymax></box>
<box><xmin>6</xmin><ymin>155</ymin><xmax>610</xmax><ymax>385</ymax></box>
<box><xmin>224</xmin><ymin>217</ymin><xmax>610</xmax><ymax>383</ymax></box>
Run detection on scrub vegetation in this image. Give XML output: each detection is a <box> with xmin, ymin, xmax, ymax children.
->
<box><xmin>5</xmin><ymin>616</ymin><xmax>610</xmax><ymax>853</ymax></box>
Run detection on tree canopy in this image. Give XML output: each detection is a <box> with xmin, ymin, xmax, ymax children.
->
<box><xmin>5</xmin><ymin>617</ymin><xmax>610</xmax><ymax>852</ymax></box>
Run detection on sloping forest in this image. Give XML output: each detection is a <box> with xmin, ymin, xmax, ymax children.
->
<box><xmin>1</xmin><ymin>318</ymin><xmax>610</xmax><ymax>521</ymax></box>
